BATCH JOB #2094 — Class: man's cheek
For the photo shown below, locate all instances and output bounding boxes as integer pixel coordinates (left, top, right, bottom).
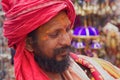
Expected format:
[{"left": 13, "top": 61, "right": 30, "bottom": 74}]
[{"left": 41, "top": 36, "right": 49, "bottom": 40}]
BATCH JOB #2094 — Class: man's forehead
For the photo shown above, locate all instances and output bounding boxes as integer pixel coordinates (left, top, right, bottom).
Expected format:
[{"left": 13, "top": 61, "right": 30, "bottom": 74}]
[{"left": 37, "top": 11, "right": 71, "bottom": 33}]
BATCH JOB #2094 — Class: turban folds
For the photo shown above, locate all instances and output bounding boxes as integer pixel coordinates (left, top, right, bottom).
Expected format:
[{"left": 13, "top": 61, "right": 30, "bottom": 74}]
[{"left": 1, "top": 0, "right": 76, "bottom": 80}]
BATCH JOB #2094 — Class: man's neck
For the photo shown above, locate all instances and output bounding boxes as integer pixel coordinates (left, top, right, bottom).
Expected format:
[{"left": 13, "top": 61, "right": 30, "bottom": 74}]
[{"left": 44, "top": 71, "right": 64, "bottom": 80}]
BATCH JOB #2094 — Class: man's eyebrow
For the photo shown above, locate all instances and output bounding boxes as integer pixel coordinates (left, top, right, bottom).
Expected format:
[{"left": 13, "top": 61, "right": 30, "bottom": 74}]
[
  {"left": 45, "top": 28, "right": 61, "bottom": 34},
  {"left": 45, "top": 23, "right": 71, "bottom": 33},
  {"left": 67, "top": 24, "right": 71, "bottom": 28}
]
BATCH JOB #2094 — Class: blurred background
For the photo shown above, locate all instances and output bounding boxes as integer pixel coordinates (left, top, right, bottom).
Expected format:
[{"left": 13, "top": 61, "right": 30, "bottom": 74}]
[{"left": 0, "top": 0, "right": 120, "bottom": 80}]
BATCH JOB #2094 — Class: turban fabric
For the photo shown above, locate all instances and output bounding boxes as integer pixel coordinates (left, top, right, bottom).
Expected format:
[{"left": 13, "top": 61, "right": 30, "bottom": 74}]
[{"left": 1, "top": 0, "right": 76, "bottom": 80}]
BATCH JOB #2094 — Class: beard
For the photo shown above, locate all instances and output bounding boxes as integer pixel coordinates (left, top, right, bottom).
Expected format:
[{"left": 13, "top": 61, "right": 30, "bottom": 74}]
[{"left": 33, "top": 45, "right": 71, "bottom": 73}]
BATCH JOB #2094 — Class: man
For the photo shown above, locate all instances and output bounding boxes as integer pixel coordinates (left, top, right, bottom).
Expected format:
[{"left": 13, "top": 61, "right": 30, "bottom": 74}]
[{"left": 1, "top": 0, "right": 120, "bottom": 80}]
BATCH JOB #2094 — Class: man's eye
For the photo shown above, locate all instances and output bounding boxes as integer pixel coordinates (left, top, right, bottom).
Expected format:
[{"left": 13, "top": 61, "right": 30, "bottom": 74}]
[
  {"left": 66, "top": 27, "right": 71, "bottom": 32},
  {"left": 49, "top": 32, "right": 59, "bottom": 38}
]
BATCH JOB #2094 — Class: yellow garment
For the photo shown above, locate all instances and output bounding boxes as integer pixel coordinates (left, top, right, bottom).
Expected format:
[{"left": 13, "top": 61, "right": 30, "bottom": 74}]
[
  {"left": 62, "top": 55, "right": 120, "bottom": 80},
  {"left": 93, "top": 58, "right": 120, "bottom": 79}
]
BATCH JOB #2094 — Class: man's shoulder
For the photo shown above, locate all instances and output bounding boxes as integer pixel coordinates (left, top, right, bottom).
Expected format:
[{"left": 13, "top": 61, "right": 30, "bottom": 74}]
[{"left": 70, "top": 52, "right": 120, "bottom": 79}]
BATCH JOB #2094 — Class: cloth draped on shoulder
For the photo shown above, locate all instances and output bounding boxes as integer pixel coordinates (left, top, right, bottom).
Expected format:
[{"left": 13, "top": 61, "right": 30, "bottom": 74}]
[
  {"left": 70, "top": 53, "right": 120, "bottom": 80},
  {"left": 1, "top": 0, "right": 76, "bottom": 80}
]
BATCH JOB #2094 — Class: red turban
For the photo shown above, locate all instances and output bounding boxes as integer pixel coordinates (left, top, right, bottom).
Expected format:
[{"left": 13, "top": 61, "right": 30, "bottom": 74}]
[{"left": 1, "top": 0, "right": 76, "bottom": 80}]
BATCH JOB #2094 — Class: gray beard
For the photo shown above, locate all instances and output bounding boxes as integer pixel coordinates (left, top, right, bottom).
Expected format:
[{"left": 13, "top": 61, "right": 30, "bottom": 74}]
[
  {"left": 34, "top": 53, "right": 70, "bottom": 73},
  {"left": 33, "top": 45, "right": 71, "bottom": 73}
]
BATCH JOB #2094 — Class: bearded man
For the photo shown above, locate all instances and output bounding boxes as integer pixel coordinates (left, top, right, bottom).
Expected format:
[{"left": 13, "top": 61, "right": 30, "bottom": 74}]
[{"left": 1, "top": 0, "right": 120, "bottom": 80}]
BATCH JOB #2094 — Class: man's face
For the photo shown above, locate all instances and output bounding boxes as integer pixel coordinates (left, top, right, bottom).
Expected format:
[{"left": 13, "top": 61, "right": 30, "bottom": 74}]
[{"left": 28, "top": 11, "right": 72, "bottom": 73}]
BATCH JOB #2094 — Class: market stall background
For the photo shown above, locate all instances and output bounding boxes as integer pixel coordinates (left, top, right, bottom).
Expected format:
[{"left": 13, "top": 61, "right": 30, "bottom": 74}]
[{"left": 71, "top": 0, "right": 120, "bottom": 67}]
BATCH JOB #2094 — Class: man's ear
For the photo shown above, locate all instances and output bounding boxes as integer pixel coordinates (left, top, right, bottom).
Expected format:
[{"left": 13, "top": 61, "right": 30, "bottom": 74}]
[{"left": 25, "top": 37, "right": 34, "bottom": 52}]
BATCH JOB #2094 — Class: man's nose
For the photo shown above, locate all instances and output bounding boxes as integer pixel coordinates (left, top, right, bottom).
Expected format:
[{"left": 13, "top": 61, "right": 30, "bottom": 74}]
[{"left": 58, "top": 32, "right": 71, "bottom": 46}]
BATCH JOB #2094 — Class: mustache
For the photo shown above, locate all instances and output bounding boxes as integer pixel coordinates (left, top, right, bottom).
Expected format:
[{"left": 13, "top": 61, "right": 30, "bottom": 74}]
[{"left": 53, "top": 45, "right": 71, "bottom": 56}]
